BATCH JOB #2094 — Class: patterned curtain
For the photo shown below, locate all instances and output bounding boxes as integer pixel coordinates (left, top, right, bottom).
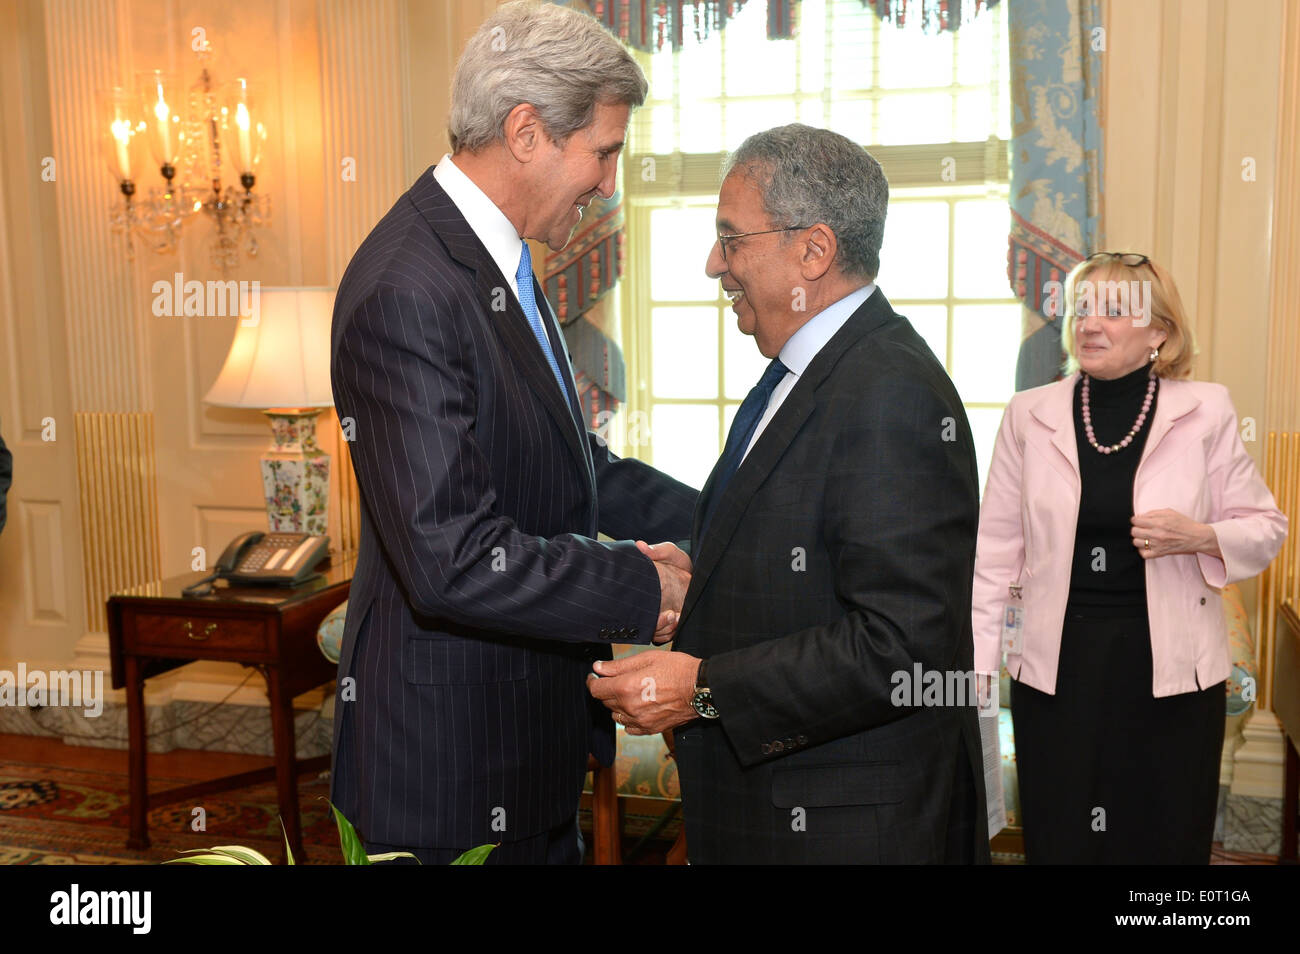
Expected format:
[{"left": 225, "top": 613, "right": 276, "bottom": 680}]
[
  {"left": 1006, "top": 0, "right": 1104, "bottom": 390},
  {"left": 539, "top": 191, "right": 628, "bottom": 428},
  {"left": 586, "top": 0, "right": 996, "bottom": 53},
  {"left": 864, "top": 0, "right": 1001, "bottom": 33}
]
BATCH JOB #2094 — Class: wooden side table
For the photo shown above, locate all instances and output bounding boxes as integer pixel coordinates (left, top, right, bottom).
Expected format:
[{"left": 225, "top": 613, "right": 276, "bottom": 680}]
[{"left": 107, "top": 554, "right": 353, "bottom": 862}]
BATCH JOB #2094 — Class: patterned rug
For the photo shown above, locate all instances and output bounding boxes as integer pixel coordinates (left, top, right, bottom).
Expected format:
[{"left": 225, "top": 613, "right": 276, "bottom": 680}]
[{"left": 0, "top": 758, "right": 344, "bottom": 865}]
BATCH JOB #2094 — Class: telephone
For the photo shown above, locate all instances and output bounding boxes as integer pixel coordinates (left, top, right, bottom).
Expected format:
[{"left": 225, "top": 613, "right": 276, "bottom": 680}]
[{"left": 183, "top": 531, "right": 330, "bottom": 596}]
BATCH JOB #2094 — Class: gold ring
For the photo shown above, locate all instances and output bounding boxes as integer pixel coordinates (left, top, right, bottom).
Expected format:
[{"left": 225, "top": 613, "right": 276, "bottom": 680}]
[{"left": 1144, "top": 538, "right": 1150, "bottom": 549}]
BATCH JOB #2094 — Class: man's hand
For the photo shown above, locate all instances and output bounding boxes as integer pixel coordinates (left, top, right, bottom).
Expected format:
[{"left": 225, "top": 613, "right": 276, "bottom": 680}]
[
  {"left": 586, "top": 650, "right": 701, "bottom": 735},
  {"left": 640, "top": 540, "right": 692, "bottom": 643}
]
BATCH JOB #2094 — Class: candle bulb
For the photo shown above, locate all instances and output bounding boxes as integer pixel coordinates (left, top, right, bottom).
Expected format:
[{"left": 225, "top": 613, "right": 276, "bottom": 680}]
[{"left": 112, "top": 118, "right": 132, "bottom": 181}]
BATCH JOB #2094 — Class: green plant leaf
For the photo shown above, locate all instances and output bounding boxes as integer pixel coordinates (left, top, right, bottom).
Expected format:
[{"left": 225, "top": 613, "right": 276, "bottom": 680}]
[
  {"left": 279, "top": 817, "right": 295, "bottom": 866},
  {"left": 365, "top": 850, "right": 422, "bottom": 864},
  {"left": 204, "top": 846, "right": 273, "bottom": 865},
  {"left": 450, "top": 844, "right": 497, "bottom": 865},
  {"left": 163, "top": 854, "right": 247, "bottom": 865},
  {"left": 328, "top": 799, "right": 369, "bottom": 865}
]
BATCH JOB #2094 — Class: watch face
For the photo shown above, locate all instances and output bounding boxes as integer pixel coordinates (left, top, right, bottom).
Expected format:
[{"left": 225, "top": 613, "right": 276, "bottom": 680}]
[{"left": 691, "top": 687, "right": 719, "bottom": 719}]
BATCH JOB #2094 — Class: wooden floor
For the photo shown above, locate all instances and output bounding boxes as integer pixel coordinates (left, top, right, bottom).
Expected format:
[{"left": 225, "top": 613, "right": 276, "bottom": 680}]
[{"left": 1, "top": 732, "right": 275, "bottom": 783}]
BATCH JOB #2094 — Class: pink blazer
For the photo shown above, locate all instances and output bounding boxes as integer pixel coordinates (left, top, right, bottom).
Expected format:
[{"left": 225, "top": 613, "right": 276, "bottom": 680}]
[{"left": 972, "top": 374, "right": 1287, "bottom": 698}]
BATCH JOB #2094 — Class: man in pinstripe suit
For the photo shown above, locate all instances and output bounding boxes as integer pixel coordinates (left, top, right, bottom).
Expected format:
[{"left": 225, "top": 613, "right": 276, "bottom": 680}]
[
  {"left": 329, "top": 2, "right": 696, "bottom": 864},
  {"left": 590, "top": 125, "right": 990, "bottom": 863}
]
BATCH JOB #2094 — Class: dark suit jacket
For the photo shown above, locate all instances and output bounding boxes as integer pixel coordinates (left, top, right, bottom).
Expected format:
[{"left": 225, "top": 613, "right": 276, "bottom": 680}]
[
  {"left": 329, "top": 167, "right": 696, "bottom": 850},
  {"left": 672, "top": 288, "right": 990, "bottom": 863}
]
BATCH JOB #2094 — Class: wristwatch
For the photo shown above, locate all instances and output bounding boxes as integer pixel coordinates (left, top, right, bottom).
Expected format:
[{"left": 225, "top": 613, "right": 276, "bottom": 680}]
[{"left": 690, "top": 659, "right": 719, "bottom": 720}]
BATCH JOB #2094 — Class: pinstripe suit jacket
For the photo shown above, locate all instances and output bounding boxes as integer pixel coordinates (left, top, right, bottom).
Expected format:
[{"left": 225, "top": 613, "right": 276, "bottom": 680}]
[
  {"left": 329, "top": 167, "right": 697, "bottom": 850},
  {"left": 672, "top": 288, "right": 991, "bottom": 863}
]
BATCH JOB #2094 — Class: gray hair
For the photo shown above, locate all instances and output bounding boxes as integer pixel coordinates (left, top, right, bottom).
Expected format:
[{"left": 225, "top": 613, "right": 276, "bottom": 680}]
[
  {"left": 724, "top": 124, "right": 889, "bottom": 280},
  {"left": 449, "top": 1, "right": 648, "bottom": 153}
]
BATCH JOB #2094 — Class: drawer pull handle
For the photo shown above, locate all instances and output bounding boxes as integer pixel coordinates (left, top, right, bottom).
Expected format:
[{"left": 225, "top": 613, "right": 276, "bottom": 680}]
[{"left": 181, "top": 620, "right": 214, "bottom": 641}]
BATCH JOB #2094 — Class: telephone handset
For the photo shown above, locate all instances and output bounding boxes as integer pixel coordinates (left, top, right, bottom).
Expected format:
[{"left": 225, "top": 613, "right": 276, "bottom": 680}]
[{"left": 184, "top": 531, "right": 330, "bottom": 597}]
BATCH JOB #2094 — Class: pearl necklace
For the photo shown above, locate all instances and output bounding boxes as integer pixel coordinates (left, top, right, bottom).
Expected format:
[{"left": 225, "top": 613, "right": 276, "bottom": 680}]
[{"left": 1081, "top": 371, "right": 1157, "bottom": 454}]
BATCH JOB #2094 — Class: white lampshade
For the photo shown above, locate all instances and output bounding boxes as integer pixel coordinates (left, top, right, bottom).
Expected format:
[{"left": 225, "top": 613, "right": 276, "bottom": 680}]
[{"left": 204, "top": 286, "right": 335, "bottom": 409}]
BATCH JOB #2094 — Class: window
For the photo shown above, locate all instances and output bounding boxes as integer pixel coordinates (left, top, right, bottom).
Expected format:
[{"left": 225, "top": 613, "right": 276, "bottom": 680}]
[{"left": 618, "top": 0, "right": 1015, "bottom": 493}]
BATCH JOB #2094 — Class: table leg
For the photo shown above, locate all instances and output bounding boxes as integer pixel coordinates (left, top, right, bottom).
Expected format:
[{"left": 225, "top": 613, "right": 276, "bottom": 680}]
[
  {"left": 124, "top": 655, "right": 149, "bottom": 850},
  {"left": 266, "top": 668, "right": 305, "bottom": 863}
]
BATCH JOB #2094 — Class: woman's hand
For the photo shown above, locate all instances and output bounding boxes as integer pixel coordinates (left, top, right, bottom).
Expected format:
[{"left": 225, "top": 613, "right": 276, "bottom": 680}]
[{"left": 1131, "top": 509, "right": 1222, "bottom": 559}]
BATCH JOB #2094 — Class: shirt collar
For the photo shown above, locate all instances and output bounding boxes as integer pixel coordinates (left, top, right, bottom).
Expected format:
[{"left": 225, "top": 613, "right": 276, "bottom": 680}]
[
  {"left": 433, "top": 153, "right": 525, "bottom": 286},
  {"left": 778, "top": 282, "right": 876, "bottom": 375}
]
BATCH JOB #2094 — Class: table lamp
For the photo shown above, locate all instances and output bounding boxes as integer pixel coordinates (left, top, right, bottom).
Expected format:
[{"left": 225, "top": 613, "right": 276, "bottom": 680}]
[{"left": 203, "top": 286, "right": 335, "bottom": 535}]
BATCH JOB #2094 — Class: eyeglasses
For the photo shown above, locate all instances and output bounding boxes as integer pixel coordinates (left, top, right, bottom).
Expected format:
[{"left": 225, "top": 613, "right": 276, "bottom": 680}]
[
  {"left": 1085, "top": 251, "right": 1152, "bottom": 269},
  {"left": 716, "top": 225, "right": 808, "bottom": 262}
]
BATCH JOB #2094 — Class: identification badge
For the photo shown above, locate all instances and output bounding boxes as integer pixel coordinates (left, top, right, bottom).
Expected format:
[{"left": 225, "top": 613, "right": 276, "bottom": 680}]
[{"left": 1001, "top": 603, "right": 1024, "bottom": 655}]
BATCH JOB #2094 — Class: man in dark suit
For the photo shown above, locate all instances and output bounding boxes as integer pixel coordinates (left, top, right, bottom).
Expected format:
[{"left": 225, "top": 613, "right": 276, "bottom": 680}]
[
  {"left": 330, "top": 1, "right": 696, "bottom": 865},
  {"left": 589, "top": 124, "right": 990, "bottom": 863}
]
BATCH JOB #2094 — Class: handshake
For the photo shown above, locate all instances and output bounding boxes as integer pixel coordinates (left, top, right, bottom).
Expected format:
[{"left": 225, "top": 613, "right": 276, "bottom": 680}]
[{"left": 641, "top": 539, "right": 692, "bottom": 643}]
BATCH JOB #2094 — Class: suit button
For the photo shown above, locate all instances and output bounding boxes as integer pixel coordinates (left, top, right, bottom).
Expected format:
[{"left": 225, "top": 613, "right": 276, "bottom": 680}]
[
  {"left": 796, "top": 734, "right": 808, "bottom": 746},
  {"left": 627, "top": 628, "right": 638, "bottom": 639},
  {"left": 760, "top": 743, "right": 772, "bottom": 755},
  {"left": 1200, "top": 597, "right": 1206, "bottom": 605},
  {"left": 772, "top": 741, "right": 784, "bottom": 753}
]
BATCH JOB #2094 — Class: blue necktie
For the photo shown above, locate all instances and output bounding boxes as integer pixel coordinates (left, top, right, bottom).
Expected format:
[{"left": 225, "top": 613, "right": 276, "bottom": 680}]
[
  {"left": 515, "top": 242, "right": 570, "bottom": 400},
  {"left": 700, "top": 357, "right": 790, "bottom": 534}
]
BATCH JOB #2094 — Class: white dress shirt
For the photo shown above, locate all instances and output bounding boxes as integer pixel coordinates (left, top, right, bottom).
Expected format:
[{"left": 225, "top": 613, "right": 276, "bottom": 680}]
[
  {"left": 433, "top": 153, "right": 528, "bottom": 304},
  {"left": 740, "top": 282, "right": 877, "bottom": 462},
  {"left": 433, "top": 153, "right": 575, "bottom": 405}
]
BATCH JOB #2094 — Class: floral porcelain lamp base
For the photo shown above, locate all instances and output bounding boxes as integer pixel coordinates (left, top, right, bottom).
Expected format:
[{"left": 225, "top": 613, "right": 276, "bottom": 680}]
[{"left": 260, "top": 408, "right": 330, "bottom": 536}]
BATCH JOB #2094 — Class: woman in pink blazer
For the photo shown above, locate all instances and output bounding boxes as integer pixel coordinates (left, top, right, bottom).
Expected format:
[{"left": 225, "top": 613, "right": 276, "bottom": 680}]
[{"left": 973, "top": 252, "right": 1286, "bottom": 863}]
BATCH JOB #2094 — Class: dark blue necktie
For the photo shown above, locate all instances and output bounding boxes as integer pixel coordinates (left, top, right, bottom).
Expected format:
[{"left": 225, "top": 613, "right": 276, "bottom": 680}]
[{"left": 700, "top": 357, "right": 790, "bottom": 534}]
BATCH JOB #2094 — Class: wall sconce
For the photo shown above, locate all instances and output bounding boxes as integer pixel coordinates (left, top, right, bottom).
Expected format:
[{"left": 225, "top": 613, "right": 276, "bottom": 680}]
[{"left": 104, "top": 40, "right": 270, "bottom": 271}]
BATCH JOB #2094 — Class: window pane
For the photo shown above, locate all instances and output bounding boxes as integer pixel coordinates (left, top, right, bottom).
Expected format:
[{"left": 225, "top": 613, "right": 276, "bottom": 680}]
[
  {"left": 878, "top": 93, "right": 953, "bottom": 145},
  {"left": 650, "top": 207, "right": 718, "bottom": 301},
  {"left": 828, "top": 99, "right": 871, "bottom": 146},
  {"left": 800, "top": 97, "right": 826, "bottom": 127},
  {"left": 646, "top": 104, "right": 674, "bottom": 156},
  {"left": 828, "top": 0, "right": 872, "bottom": 90},
  {"left": 648, "top": 47, "right": 674, "bottom": 101},
  {"left": 724, "top": 314, "right": 770, "bottom": 399},
  {"left": 877, "top": 201, "right": 949, "bottom": 300},
  {"left": 724, "top": 3, "right": 797, "bottom": 96},
  {"left": 799, "top": 0, "right": 827, "bottom": 93},
  {"left": 952, "top": 199, "right": 1011, "bottom": 299},
  {"left": 956, "top": 8, "right": 994, "bottom": 86},
  {"left": 951, "top": 304, "right": 1021, "bottom": 404},
  {"left": 899, "top": 304, "right": 949, "bottom": 367},
  {"left": 879, "top": 24, "right": 954, "bottom": 88},
  {"left": 954, "top": 90, "right": 992, "bottom": 142},
  {"left": 725, "top": 98, "right": 798, "bottom": 152},
  {"left": 680, "top": 102, "right": 723, "bottom": 153},
  {"left": 965, "top": 405, "right": 1006, "bottom": 500},
  {"left": 651, "top": 404, "right": 718, "bottom": 489},
  {"left": 681, "top": 31, "right": 722, "bottom": 99},
  {"left": 652, "top": 307, "right": 718, "bottom": 398}
]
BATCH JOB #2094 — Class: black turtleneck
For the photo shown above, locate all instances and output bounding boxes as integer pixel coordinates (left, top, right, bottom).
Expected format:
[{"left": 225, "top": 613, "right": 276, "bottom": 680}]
[{"left": 1067, "top": 363, "right": 1160, "bottom": 614}]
